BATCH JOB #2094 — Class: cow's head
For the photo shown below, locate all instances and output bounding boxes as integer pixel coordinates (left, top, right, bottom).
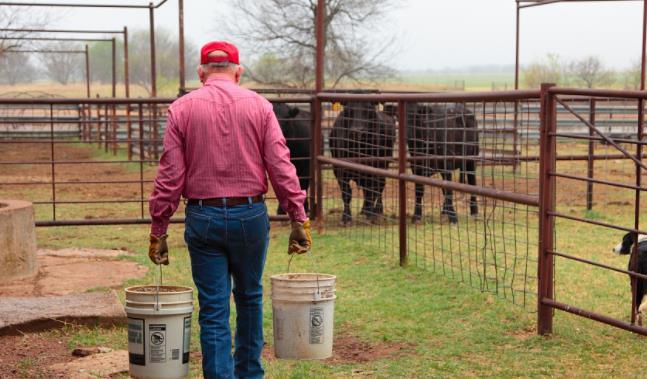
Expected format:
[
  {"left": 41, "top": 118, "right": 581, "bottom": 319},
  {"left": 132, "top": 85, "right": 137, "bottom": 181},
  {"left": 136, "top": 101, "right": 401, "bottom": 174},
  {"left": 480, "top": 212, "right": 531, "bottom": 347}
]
[
  {"left": 272, "top": 103, "right": 300, "bottom": 120},
  {"left": 613, "top": 233, "right": 647, "bottom": 255},
  {"left": 614, "top": 232, "right": 635, "bottom": 255},
  {"left": 340, "top": 101, "right": 380, "bottom": 130}
]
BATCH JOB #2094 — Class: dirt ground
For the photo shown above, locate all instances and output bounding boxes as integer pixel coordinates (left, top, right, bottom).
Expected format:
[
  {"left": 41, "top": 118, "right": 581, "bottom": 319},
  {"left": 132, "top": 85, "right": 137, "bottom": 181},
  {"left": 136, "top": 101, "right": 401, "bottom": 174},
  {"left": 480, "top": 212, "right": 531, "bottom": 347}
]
[
  {"left": 0, "top": 247, "right": 146, "bottom": 378},
  {"left": 0, "top": 332, "right": 411, "bottom": 379},
  {"left": 0, "top": 333, "right": 75, "bottom": 378},
  {"left": 0, "top": 248, "right": 147, "bottom": 297}
]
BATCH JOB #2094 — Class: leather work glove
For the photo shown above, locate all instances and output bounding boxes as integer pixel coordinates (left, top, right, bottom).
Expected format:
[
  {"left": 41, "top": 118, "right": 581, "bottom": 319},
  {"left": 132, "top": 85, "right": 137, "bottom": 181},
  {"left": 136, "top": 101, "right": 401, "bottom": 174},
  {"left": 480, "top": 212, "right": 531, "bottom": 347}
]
[
  {"left": 288, "top": 219, "right": 312, "bottom": 255},
  {"left": 149, "top": 234, "right": 169, "bottom": 265}
]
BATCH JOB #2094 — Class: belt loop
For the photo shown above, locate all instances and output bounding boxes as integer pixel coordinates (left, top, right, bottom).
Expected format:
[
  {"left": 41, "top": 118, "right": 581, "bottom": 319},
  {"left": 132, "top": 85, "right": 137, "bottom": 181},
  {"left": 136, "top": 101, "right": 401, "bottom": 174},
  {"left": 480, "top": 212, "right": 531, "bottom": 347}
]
[
  {"left": 198, "top": 199, "right": 203, "bottom": 208},
  {"left": 223, "top": 198, "right": 227, "bottom": 208},
  {"left": 247, "top": 196, "right": 253, "bottom": 208}
]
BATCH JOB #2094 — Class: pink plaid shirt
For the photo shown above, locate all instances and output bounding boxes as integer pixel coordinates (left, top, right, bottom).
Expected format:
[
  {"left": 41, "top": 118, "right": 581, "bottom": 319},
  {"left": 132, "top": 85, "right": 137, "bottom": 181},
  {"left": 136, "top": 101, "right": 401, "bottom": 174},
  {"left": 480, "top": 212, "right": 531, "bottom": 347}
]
[{"left": 149, "top": 76, "right": 307, "bottom": 236}]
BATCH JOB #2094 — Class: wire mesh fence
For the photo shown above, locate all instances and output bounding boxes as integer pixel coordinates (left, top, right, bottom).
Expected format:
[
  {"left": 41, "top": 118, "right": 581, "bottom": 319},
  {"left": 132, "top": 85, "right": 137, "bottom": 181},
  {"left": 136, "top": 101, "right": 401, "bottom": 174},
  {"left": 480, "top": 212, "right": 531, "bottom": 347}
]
[{"left": 317, "top": 91, "right": 542, "bottom": 310}]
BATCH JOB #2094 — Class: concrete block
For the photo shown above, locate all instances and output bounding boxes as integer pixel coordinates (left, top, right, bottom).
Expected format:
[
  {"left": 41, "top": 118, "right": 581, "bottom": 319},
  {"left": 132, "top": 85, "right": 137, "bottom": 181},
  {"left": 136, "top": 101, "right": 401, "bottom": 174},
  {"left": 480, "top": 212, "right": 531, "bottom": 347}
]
[{"left": 0, "top": 200, "right": 37, "bottom": 284}]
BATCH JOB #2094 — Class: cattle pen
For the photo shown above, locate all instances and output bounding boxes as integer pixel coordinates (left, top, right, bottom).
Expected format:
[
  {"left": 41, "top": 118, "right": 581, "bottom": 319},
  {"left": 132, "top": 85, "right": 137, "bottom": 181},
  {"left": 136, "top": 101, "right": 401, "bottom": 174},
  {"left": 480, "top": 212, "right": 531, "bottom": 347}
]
[
  {"left": 1, "top": 85, "right": 645, "bottom": 339},
  {"left": 0, "top": 0, "right": 646, "bottom": 357}
]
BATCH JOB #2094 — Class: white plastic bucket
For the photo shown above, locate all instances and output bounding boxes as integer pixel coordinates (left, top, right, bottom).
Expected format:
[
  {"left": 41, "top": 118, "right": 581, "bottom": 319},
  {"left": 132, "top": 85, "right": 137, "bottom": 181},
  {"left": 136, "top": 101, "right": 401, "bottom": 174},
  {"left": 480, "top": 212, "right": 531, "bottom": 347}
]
[
  {"left": 124, "top": 285, "right": 193, "bottom": 379},
  {"left": 270, "top": 273, "right": 336, "bottom": 359}
]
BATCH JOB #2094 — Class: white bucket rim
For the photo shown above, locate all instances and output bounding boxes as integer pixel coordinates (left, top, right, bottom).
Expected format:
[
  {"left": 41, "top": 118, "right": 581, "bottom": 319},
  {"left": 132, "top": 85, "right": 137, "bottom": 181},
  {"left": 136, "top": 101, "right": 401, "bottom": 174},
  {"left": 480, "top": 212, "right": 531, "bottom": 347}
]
[
  {"left": 270, "top": 273, "right": 336, "bottom": 282},
  {"left": 125, "top": 285, "right": 193, "bottom": 295}
]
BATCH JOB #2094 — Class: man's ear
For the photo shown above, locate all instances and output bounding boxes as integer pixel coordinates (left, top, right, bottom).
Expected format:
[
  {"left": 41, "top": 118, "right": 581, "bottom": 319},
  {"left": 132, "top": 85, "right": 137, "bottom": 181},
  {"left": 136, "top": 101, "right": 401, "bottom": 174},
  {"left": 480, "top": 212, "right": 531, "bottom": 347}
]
[
  {"left": 197, "top": 65, "right": 205, "bottom": 83},
  {"left": 235, "top": 65, "right": 245, "bottom": 84}
]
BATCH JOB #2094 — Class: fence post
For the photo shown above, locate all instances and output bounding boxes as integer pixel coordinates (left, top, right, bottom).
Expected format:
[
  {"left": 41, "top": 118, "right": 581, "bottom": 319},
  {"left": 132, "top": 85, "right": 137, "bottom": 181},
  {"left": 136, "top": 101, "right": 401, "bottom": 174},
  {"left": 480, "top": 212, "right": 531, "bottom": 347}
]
[
  {"left": 104, "top": 104, "right": 109, "bottom": 153},
  {"left": 398, "top": 101, "right": 408, "bottom": 266},
  {"left": 111, "top": 104, "right": 117, "bottom": 155},
  {"left": 586, "top": 99, "right": 596, "bottom": 211},
  {"left": 538, "top": 83, "right": 556, "bottom": 335},
  {"left": 314, "top": 97, "right": 323, "bottom": 222},
  {"left": 631, "top": 96, "right": 645, "bottom": 324},
  {"left": 308, "top": 98, "right": 317, "bottom": 221}
]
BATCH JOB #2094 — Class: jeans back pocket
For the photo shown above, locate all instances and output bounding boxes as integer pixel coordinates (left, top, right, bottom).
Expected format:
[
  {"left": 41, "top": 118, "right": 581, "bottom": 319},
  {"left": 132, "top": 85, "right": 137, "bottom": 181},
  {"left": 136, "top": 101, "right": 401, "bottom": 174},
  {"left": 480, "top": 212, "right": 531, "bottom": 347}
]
[
  {"left": 184, "top": 210, "right": 211, "bottom": 245},
  {"left": 240, "top": 210, "right": 269, "bottom": 246}
]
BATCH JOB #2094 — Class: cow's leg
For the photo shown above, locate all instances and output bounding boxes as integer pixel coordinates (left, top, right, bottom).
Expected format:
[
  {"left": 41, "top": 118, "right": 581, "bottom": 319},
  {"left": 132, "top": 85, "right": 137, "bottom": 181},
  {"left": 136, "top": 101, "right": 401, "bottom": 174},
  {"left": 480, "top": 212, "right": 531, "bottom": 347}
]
[
  {"left": 359, "top": 174, "right": 374, "bottom": 217},
  {"left": 364, "top": 177, "right": 378, "bottom": 221},
  {"left": 339, "top": 178, "right": 353, "bottom": 226},
  {"left": 412, "top": 183, "right": 424, "bottom": 224},
  {"left": 374, "top": 177, "right": 386, "bottom": 215},
  {"left": 466, "top": 160, "right": 478, "bottom": 216},
  {"left": 441, "top": 172, "right": 458, "bottom": 224}
]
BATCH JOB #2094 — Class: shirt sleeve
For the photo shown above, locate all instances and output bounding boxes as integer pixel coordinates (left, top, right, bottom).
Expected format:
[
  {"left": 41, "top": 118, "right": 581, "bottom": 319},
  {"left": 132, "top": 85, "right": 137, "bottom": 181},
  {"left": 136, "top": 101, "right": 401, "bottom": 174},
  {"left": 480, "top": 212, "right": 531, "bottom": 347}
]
[
  {"left": 149, "top": 107, "right": 186, "bottom": 236},
  {"left": 262, "top": 103, "right": 307, "bottom": 222}
]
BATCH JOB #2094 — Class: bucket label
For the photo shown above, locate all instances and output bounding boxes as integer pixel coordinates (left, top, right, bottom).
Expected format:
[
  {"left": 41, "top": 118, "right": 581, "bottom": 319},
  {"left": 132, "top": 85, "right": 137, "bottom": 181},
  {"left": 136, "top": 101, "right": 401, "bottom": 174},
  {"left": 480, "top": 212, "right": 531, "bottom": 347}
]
[
  {"left": 127, "top": 318, "right": 145, "bottom": 366},
  {"left": 149, "top": 324, "right": 167, "bottom": 363},
  {"left": 182, "top": 316, "right": 191, "bottom": 364},
  {"left": 309, "top": 307, "right": 324, "bottom": 344},
  {"left": 274, "top": 315, "right": 284, "bottom": 341}
]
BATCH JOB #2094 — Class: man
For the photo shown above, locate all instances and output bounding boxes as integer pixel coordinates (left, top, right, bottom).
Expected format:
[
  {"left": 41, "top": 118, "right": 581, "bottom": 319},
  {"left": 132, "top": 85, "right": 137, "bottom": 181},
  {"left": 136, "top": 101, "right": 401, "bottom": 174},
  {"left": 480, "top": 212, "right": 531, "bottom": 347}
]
[{"left": 148, "top": 41, "right": 312, "bottom": 379}]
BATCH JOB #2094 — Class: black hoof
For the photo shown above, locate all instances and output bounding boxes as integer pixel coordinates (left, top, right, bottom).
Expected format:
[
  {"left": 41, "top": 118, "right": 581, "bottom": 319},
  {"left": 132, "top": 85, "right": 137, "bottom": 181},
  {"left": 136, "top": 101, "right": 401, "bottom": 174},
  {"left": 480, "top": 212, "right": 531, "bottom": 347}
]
[
  {"left": 411, "top": 215, "right": 422, "bottom": 225},
  {"left": 441, "top": 211, "right": 458, "bottom": 224}
]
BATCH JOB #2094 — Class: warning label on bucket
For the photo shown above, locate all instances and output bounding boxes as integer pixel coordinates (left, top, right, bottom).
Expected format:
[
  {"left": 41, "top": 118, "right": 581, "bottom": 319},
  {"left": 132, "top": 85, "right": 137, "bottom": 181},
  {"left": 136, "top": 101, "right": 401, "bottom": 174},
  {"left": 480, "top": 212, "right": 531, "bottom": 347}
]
[
  {"left": 128, "top": 318, "right": 145, "bottom": 366},
  {"left": 309, "top": 307, "right": 324, "bottom": 344},
  {"left": 149, "top": 324, "right": 167, "bottom": 363}
]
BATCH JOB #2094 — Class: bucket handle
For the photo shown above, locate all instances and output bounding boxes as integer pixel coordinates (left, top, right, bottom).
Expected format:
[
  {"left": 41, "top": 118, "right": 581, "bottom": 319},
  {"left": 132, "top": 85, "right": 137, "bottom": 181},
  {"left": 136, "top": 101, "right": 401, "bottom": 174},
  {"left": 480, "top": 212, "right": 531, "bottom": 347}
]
[
  {"left": 287, "top": 248, "right": 321, "bottom": 301},
  {"left": 155, "top": 265, "right": 163, "bottom": 311}
]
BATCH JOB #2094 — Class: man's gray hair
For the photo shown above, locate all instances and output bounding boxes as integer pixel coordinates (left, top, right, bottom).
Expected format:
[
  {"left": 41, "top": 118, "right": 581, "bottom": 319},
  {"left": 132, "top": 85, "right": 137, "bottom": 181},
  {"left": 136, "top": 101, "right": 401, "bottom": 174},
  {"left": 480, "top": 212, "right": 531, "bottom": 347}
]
[{"left": 201, "top": 61, "right": 238, "bottom": 72}]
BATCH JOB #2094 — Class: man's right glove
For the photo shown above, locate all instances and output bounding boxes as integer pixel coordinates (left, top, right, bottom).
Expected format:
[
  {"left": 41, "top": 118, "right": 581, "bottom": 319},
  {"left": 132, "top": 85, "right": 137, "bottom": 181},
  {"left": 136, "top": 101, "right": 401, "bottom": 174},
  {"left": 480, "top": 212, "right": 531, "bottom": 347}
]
[
  {"left": 149, "top": 234, "right": 169, "bottom": 265},
  {"left": 288, "top": 219, "right": 312, "bottom": 255}
]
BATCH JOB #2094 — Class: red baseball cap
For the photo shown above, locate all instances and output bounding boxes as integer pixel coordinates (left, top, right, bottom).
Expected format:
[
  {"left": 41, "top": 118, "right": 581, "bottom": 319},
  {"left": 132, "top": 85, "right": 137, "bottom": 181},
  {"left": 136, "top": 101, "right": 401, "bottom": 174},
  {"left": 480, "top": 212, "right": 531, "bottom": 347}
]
[{"left": 200, "top": 41, "right": 239, "bottom": 65}]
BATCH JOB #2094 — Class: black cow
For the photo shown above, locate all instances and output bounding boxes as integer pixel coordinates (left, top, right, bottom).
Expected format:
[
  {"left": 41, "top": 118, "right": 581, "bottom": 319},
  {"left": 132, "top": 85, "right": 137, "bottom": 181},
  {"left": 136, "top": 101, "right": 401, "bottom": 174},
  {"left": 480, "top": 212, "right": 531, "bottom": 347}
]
[
  {"left": 405, "top": 103, "right": 479, "bottom": 223},
  {"left": 613, "top": 233, "right": 647, "bottom": 325},
  {"left": 273, "top": 103, "right": 311, "bottom": 215},
  {"left": 329, "top": 102, "right": 396, "bottom": 225}
]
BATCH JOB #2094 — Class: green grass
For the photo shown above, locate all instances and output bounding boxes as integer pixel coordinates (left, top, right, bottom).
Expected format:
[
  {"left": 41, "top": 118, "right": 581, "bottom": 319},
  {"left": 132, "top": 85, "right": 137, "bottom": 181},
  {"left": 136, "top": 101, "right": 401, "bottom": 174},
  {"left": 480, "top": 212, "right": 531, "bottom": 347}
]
[
  {"left": 395, "top": 73, "right": 516, "bottom": 92},
  {"left": 28, "top": 216, "right": 647, "bottom": 378}
]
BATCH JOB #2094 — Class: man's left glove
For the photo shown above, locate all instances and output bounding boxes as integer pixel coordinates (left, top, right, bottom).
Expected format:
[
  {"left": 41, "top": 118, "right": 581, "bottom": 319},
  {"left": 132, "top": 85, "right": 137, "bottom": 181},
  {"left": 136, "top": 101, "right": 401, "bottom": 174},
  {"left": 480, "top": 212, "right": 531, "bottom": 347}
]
[
  {"left": 288, "top": 219, "right": 312, "bottom": 255},
  {"left": 149, "top": 234, "right": 169, "bottom": 265}
]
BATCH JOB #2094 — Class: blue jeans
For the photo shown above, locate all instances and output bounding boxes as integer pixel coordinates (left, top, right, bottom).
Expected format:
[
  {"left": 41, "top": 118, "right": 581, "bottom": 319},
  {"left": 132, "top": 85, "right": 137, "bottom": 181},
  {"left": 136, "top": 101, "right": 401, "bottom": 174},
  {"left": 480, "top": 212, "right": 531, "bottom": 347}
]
[{"left": 184, "top": 200, "right": 269, "bottom": 379}]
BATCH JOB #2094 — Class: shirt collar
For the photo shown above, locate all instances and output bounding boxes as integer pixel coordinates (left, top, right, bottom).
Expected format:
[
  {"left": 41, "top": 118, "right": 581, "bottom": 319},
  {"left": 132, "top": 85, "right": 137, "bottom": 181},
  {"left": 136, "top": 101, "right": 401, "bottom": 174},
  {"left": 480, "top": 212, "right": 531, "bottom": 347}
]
[{"left": 205, "top": 76, "right": 235, "bottom": 86}]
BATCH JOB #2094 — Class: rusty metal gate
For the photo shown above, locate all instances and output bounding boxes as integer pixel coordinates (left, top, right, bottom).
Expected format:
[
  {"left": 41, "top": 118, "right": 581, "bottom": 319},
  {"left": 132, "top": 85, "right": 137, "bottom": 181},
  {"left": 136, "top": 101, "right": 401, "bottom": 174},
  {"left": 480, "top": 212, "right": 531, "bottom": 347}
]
[
  {"left": 538, "top": 86, "right": 647, "bottom": 336},
  {"left": 0, "top": 96, "right": 314, "bottom": 226}
]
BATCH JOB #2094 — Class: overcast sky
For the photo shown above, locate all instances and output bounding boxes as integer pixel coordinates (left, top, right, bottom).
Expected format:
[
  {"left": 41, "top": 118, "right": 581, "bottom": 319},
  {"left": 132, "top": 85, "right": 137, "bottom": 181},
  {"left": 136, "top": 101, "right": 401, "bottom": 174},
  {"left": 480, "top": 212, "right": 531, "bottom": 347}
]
[{"left": 27, "top": 0, "right": 646, "bottom": 71}]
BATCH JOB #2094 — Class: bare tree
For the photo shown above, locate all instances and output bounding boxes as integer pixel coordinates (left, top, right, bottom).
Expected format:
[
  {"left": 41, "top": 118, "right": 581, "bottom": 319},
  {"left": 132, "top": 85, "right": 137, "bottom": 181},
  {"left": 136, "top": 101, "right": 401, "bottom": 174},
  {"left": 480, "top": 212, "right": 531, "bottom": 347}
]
[
  {"left": 570, "top": 56, "right": 615, "bottom": 89},
  {"left": 624, "top": 60, "right": 642, "bottom": 90},
  {"left": 88, "top": 39, "right": 122, "bottom": 84},
  {"left": 522, "top": 53, "right": 566, "bottom": 89},
  {"left": 127, "top": 28, "right": 198, "bottom": 95},
  {"left": 0, "top": 7, "right": 49, "bottom": 56},
  {"left": 0, "top": 53, "right": 36, "bottom": 85},
  {"left": 223, "top": 0, "right": 398, "bottom": 88},
  {"left": 41, "top": 42, "right": 83, "bottom": 85}
]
